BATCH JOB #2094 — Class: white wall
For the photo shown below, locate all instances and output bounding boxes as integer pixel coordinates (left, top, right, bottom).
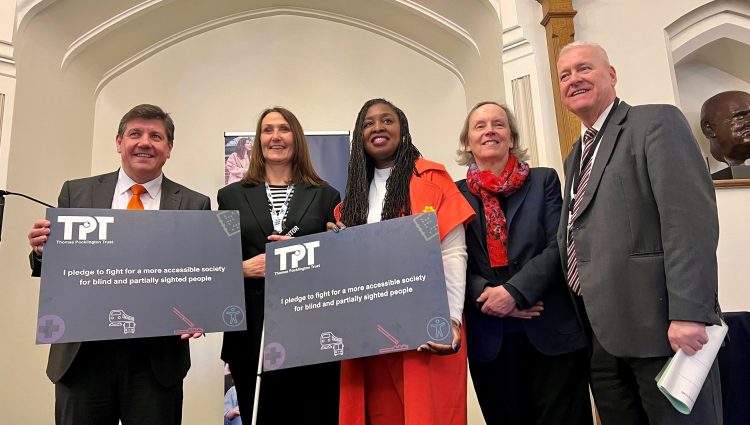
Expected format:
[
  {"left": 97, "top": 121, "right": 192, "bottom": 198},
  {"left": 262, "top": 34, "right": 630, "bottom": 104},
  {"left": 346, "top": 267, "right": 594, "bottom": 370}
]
[
  {"left": 0, "top": 0, "right": 15, "bottom": 189},
  {"left": 571, "top": 0, "right": 710, "bottom": 105},
  {"left": 501, "top": 0, "right": 563, "bottom": 175},
  {"left": 714, "top": 187, "right": 750, "bottom": 312},
  {"left": 0, "top": 0, "right": 12, "bottom": 43},
  {"left": 93, "top": 15, "right": 468, "bottom": 199},
  {"left": 0, "top": 75, "right": 14, "bottom": 189}
]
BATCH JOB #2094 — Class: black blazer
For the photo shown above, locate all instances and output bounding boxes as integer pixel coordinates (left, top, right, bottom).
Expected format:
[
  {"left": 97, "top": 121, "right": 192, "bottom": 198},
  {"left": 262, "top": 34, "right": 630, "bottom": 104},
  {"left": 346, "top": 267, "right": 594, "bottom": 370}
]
[
  {"left": 217, "top": 181, "right": 340, "bottom": 365},
  {"left": 31, "top": 171, "right": 211, "bottom": 385},
  {"left": 457, "top": 168, "right": 587, "bottom": 362}
]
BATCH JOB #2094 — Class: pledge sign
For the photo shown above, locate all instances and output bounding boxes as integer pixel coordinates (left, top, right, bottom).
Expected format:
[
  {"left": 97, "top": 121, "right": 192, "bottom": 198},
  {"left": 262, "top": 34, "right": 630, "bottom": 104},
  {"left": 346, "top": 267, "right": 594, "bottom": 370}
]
[
  {"left": 36, "top": 208, "right": 247, "bottom": 344},
  {"left": 263, "top": 212, "right": 452, "bottom": 370}
]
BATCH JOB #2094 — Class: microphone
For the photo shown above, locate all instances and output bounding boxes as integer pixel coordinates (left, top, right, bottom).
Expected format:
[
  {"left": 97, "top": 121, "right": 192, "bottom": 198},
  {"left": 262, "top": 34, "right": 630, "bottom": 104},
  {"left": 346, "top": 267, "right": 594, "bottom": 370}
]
[{"left": 0, "top": 190, "right": 55, "bottom": 243}]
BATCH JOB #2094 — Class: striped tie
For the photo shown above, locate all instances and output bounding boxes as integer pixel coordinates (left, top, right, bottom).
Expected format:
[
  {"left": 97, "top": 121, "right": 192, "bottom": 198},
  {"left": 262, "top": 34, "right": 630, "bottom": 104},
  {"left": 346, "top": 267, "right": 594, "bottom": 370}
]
[{"left": 566, "top": 128, "right": 598, "bottom": 295}]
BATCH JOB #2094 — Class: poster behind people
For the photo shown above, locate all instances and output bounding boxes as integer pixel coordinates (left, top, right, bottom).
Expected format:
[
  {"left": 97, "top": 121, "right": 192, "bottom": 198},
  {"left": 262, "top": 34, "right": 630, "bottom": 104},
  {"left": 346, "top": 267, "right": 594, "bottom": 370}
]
[
  {"left": 263, "top": 212, "right": 452, "bottom": 370},
  {"left": 223, "top": 131, "right": 350, "bottom": 195},
  {"left": 36, "top": 209, "right": 247, "bottom": 344}
]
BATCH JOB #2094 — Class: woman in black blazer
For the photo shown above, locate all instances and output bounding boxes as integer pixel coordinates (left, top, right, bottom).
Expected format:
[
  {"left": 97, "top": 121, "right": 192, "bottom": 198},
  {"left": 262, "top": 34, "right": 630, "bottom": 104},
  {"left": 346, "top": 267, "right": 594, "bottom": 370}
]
[
  {"left": 455, "top": 102, "right": 591, "bottom": 425},
  {"left": 218, "top": 107, "right": 340, "bottom": 424}
]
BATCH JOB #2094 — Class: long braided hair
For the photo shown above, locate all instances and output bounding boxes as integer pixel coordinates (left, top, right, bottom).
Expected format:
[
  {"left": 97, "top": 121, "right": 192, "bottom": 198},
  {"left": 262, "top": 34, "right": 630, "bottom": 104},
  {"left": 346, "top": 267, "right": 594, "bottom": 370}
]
[{"left": 340, "top": 98, "right": 421, "bottom": 226}]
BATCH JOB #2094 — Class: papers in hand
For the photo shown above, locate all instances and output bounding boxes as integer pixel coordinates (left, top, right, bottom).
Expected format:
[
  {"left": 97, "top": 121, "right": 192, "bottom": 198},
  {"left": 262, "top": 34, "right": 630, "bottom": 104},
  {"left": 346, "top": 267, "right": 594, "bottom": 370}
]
[{"left": 655, "top": 320, "right": 728, "bottom": 414}]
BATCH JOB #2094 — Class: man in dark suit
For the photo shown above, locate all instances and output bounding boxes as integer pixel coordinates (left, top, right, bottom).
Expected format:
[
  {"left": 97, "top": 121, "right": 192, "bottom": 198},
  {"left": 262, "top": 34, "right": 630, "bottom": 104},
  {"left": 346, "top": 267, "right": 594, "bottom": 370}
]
[
  {"left": 556, "top": 42, "right": 722, "bottom": 424},
  {"left": 27, "top": 104, "right": 211, "bottom": 425}
]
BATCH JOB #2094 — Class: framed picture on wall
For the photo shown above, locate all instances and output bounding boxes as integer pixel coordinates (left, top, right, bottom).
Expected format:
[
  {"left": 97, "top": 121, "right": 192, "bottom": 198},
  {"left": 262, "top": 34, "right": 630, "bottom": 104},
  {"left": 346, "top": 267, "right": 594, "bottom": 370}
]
[{"left": 223, "top": 131, "right": 350, "bottom": 195}]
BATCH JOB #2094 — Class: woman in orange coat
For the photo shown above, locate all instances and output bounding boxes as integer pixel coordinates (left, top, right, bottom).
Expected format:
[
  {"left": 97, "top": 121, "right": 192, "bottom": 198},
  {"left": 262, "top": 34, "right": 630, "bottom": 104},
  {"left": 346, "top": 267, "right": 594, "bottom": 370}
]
[{"left": 331, "top": 98, "right": 475, "bottom": 425}]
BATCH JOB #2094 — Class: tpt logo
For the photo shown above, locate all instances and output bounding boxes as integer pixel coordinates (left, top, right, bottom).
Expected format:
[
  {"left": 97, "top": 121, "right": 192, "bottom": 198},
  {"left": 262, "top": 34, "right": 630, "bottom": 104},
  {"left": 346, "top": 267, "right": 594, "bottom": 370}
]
[
  {"left": 57, "top": 216, "right": 115, "bottom": 240},
  {"left": 274, "top": 241, "right": 320, "bottom": 271}
]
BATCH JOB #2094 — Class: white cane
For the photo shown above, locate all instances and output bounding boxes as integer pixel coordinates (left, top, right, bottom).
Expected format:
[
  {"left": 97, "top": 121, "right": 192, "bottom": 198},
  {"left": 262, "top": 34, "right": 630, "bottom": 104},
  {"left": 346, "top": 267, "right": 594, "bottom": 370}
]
[
  {"left": 251, "top": 325, "right": 264, "bottom": 425},
  {"left": 251, "top": 228, "right": 296, "bottom": 424}
]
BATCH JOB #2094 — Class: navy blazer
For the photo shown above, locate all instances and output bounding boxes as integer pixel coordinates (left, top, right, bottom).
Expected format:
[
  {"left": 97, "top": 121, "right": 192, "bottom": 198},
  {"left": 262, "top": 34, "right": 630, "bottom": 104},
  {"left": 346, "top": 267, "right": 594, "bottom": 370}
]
[{"left": 458, "top": 168, "right": 587, "bottom": 362}]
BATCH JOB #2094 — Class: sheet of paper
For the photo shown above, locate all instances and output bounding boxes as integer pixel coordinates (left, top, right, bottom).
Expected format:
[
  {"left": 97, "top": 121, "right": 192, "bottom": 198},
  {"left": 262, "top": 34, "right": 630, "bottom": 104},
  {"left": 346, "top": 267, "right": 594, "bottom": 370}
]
[{"left": 656, "top": 320, "right": 728, "bottom": 414}]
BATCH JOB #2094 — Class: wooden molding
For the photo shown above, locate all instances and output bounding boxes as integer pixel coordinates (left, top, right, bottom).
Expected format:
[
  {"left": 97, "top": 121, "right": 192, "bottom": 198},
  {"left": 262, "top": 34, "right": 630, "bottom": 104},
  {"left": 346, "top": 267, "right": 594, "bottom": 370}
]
[
  {"left": 537, "top": 0, "right": 580, "bottom": 159},
  {"left": 714, "top": 178, "right": 750, "bottom": 189}
]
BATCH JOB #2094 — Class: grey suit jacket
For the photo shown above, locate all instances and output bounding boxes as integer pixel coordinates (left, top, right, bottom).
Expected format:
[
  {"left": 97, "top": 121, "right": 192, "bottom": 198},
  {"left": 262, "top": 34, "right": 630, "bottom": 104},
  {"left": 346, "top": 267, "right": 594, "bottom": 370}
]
[
  {"left": 557, "top": 102, "right": 721, "bottom": 358},
  {"left": 31, "top": 170, "right": 211, "bottom": 384}
]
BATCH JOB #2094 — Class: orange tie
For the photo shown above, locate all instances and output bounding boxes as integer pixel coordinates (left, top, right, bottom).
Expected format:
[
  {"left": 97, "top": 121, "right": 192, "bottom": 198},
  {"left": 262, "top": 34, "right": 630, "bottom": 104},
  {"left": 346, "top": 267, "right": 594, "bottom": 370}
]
[{"left": 127, "top": 184, "right": 146, "bottom": 210}]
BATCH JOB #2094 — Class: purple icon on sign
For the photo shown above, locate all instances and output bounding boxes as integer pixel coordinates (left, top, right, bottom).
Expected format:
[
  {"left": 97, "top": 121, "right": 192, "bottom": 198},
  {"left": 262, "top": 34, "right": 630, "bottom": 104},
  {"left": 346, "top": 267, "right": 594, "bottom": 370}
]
[
  {"left": 264, "top": 342, "right": 286, "bottom": 370},
  {"left": 222, "top": 305, "right": 244, "bottom": 327},
  {"left": 37, "top": 315, "right": 65, "bottom": 343}
]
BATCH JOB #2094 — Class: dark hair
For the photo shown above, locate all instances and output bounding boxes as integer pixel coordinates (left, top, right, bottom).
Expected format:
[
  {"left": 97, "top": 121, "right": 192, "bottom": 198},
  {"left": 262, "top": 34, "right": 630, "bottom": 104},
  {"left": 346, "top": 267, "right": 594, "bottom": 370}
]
[
  {"left": 118, "top": 104, "right": 175, "bottom": 143},
  {"left": 340, "top": 98, "right": 421, "bottom": 226},
  {"left": 233, "top": 137, "right": 251, "bottom": 159},
  {"left": 243, "top": 107, "right": 325, "bottom": 187}
]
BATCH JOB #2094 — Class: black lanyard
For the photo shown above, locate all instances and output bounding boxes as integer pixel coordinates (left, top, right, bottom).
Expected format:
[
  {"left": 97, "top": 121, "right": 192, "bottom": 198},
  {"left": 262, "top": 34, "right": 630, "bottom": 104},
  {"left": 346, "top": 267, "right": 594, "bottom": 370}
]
[{"left": 572, "top": 98, "right": 620, "bottom": 196}]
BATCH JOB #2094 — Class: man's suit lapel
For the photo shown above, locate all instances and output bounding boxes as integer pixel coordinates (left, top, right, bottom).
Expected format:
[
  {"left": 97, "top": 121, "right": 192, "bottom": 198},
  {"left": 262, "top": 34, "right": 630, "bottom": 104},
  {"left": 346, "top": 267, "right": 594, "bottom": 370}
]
[
  {"left": 575, "top": 101, "right": 630, "bottom": 218},
  {"left": 562, "top": 142, "right": 581, "bottom": 215},
  {"left": 284, "top": 184, "right": 317, "bottom": 232},
  {"left": 159, "top": 176, "right": 183, "bottom": 210},
  {"left": 243, "top": 183, "right": 274, "bottom": 236},
  {"left": 92, "top": 172, "right": 118, "bottom": 208},
  {"left": 558, "top": 139, "right": 581, "bottom": 269}
]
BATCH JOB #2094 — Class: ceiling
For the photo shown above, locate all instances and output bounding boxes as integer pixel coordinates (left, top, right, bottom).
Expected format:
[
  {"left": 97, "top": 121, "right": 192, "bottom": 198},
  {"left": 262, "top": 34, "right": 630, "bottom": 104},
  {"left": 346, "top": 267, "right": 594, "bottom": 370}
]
[{"left": 14, "top": 0, "right": 505, "bottom": 102}]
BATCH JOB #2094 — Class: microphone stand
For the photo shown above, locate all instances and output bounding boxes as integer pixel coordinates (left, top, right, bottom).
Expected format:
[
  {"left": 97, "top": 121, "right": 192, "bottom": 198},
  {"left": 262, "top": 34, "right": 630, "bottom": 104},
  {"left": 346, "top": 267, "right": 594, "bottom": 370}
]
[{"left": 0, "top": 190, "right": 55, "bottom": 243}]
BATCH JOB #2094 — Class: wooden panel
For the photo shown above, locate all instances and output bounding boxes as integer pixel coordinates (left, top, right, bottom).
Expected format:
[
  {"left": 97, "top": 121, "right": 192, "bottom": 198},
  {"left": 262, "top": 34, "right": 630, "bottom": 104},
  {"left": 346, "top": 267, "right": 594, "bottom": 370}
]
[
  {"left": 714, "top": 178, "right": 750, "bottom": 188},
  {"left": 538, "top": 0, "right": 581, "bottom": 160}
]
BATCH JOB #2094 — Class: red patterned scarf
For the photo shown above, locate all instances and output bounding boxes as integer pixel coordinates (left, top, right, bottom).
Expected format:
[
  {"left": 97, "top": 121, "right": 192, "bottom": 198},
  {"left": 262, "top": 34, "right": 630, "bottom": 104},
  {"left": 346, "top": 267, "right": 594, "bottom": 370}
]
[{"left": 466, "top": 155, "right": 529, "bottom": 267}]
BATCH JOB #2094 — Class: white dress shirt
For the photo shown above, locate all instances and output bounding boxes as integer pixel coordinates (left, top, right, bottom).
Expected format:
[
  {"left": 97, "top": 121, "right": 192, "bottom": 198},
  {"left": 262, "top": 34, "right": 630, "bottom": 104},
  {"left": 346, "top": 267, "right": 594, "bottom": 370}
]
[{"left": 112, "top": 168, "right": 163, "bottom": 210}]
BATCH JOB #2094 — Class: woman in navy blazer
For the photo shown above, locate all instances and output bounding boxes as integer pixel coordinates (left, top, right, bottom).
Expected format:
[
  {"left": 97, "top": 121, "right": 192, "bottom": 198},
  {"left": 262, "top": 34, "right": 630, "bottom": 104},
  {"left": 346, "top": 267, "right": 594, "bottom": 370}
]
[{"left": 455, "top": 102, "right": 590, "bottom": 425}]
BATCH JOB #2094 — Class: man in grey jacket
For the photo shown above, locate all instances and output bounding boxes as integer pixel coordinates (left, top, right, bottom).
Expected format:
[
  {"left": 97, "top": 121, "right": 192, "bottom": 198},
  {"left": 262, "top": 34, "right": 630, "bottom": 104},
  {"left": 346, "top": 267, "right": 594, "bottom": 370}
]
[
  {"left": 27, "top": 104, "right": 210, "bottom": 425},
  {"left": 556, "top": 42, "right": 722, "bottom": 425}
]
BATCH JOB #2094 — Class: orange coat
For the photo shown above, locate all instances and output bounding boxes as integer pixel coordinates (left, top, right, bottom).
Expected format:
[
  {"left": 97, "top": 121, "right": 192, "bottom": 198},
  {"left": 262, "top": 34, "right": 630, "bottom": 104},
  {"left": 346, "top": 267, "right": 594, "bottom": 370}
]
[{"left": 335, "top": 158, "right": 475, "bottom": 425}]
